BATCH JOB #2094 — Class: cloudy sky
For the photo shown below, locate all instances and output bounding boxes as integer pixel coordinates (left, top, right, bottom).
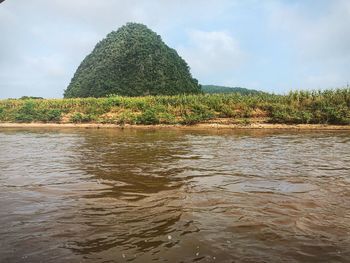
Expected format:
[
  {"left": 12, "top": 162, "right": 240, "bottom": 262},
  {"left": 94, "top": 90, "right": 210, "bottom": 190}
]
[{"left": 1, "top": 0, "right": 349, "bottom": 98}]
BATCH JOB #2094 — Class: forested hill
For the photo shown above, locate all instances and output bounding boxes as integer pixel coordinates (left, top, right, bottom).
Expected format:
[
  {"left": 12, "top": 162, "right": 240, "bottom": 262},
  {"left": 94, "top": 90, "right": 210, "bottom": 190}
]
[
  {"left": 64, "top": 23, "right": 201, "bottom": 98},
  {"left": 202, "top": 85, "right": 263, "bottom": 95}
]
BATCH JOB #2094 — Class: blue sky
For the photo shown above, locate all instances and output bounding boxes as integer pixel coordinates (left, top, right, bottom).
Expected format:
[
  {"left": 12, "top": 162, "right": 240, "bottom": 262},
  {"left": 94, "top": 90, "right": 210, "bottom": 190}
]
[{"left": 0, "top": 0, "right": 349, "bottom": 98}]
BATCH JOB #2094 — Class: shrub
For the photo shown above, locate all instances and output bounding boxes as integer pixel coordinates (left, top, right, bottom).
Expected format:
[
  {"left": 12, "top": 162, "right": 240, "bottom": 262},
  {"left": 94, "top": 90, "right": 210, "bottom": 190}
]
[
  {"left": 219, "top": 105, "right": 236, "bottom": 118},
  {"left": 190, "top": 103, "right": 215, "bottom": 119},
  {"left": 70, "top": 113, "right": 95, "bottom": 123},
  {"left": 15, "top": 101, "right": 38, "bottom": 123},
  {"left": 40, "top": 109, "right": 62, "bottom": 123},
  {"left": 136, "top": 108, "right": 160, "bottom": 125},
  {"left": 117, "top": 110, "right": 137, "bottom": 125},
  {"left": 181, "top": 114, "right": 205, "bottom": 125},
  {"left": 0, "top": 106, "right": 4, "bottom": 120},
  {"left": 158, "top": 112, "right": 176, "bottom": 124},
  {"left": 324, "top": 106, "right": 350, "bottom": 125}
]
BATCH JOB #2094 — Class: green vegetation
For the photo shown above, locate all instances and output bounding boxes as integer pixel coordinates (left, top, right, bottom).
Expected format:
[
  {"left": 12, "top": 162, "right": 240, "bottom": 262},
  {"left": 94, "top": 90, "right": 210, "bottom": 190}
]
[
  {"left": 1, "top": 88, "right": 349, "bottom": 125},
  {"left": 202, "top": 85, "right": 262, "bottom": 95},
  {"left": 64, "top": 23, "right": 201, "bottom": 98},
  {"left": 19, "top": 96, "right": 44, "bottom": 100}
]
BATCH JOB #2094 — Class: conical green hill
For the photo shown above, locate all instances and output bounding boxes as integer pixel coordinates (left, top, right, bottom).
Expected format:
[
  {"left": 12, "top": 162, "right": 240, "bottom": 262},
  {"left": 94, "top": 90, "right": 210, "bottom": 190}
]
[{"left": 64, "top": 23, "right": 201, "bottom": 98}]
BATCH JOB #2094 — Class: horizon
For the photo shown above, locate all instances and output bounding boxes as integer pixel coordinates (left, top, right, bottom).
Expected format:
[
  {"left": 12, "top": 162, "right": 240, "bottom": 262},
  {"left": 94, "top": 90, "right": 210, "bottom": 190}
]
[{"left": 1, "top": 0, "right": 350, "bottom": 99}]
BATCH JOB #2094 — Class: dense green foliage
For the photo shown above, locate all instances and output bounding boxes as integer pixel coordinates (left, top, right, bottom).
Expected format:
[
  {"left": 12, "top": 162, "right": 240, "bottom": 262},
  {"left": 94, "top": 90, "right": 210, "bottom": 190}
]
[
  {"left": 19, "top": 96, "right": 44, "bottom": 100},
  {"left": 64, "top": 23, "right": 201, "bottom": 98},
  {"left": 1, "top": 88, "right": 349, "bottom": 125},
  {"left": 202, "top": 85, "right": 262, "bottom": 95}
]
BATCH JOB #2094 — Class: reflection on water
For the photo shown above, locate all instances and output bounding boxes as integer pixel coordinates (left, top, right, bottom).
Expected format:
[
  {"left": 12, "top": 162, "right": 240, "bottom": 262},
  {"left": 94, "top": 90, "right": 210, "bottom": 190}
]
[{"left": 0, "top": 128, "right": 349, "bottom": 263}]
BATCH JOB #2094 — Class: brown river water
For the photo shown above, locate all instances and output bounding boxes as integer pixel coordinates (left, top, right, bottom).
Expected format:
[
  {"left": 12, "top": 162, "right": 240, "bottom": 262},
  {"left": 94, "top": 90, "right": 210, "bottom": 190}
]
[{"left": 0, "top": 128, "right": 349, "bottom": 263}]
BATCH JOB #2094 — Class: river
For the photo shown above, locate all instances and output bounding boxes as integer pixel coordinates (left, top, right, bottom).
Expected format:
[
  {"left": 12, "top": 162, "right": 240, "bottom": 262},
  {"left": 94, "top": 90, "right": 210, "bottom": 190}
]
[{"left": 0, "top": 128, "right": 349, "bottom": 262}]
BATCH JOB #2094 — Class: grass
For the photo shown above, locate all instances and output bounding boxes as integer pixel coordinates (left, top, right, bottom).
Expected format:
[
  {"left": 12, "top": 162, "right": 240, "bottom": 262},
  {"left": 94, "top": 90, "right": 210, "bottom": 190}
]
[{"left": 0, "top": 88, "right": 349, "bottom": 125}]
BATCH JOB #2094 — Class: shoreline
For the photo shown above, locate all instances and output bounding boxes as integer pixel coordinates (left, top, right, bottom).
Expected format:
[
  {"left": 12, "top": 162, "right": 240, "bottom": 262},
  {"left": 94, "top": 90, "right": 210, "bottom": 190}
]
[{"left": 1, "top": 122, "right": 350, "bottom": 130}]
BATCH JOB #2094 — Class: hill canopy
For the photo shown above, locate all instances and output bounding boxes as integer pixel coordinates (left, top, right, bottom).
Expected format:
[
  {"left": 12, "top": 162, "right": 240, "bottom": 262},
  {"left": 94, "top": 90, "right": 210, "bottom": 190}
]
[
  {"left": 202, "top": 85, "right": 262, "bottom": 95},
  {"left": 64, "top": 23, "right": 201, "bottom": 98}
]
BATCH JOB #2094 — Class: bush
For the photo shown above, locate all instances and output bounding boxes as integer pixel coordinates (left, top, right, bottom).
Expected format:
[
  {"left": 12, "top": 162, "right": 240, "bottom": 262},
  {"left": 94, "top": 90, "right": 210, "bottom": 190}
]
[
  {"left": 0, "top": 106, "right": 4, "bottom": 120},
  {"left": 39, "top": 109, "right": 62, "bottom": 123},
  {"left": 181, "top": 114, "right": 205, "bottom": 125},
  {"left": 190, "top": 103, "right": 215, "bottom": 119},
  {"left": 219, "top": 105, "right": 236, "bottom": 118},
  {"left": 158, "top": 112, "right": 176, "bottom": 124},
  {"left": 70, "top": 113, "right": 95, "bottom": 123},
  {"left": 323, "top": 106, "right": 350, "bottom": 125},
  {"left": 15, "top": 101, "right": 37, "bottom": 123},
  {"left": 117, "top": 110, "right": 137, "bottom": 125},
  {"left": 136, "top": 108, "right": 160, "bottom": 125}
]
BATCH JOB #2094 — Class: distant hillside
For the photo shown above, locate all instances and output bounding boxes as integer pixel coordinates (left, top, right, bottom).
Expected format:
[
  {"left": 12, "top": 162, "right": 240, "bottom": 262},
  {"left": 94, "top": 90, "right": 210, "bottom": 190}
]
[{"left": 202, "top": 85, "right": 262, "bottom": 95}]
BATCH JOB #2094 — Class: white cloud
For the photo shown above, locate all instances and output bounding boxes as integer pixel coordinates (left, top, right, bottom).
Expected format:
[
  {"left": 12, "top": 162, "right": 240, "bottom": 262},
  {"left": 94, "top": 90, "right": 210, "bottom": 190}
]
[
  {"left": 264, "top": 0, "right": 350, "bottom": 90},
  {"left": 268, "top": 0, "right": 350, "bottom": 62},
  {"left": 178, "top": 30, "right": 246, "bottom": 83}
]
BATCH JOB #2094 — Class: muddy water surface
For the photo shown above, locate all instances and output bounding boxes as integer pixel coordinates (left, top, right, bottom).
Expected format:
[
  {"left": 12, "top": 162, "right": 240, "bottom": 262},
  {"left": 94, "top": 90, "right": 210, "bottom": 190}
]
[{"left": 0, "top": 128, "right": 349, "bottom": 262}]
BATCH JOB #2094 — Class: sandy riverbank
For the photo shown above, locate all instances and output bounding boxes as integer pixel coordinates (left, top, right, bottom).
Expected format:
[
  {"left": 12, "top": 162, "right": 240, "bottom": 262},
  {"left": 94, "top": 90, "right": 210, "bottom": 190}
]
[{"left": 1, "top": 122, "right": 350, "bottom": 130}]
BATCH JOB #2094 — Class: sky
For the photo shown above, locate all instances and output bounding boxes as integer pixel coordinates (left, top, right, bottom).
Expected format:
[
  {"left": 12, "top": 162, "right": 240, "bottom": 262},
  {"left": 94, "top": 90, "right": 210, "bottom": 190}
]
[{"left": 0, "top": 0, "right": 350, "bottom": 98}]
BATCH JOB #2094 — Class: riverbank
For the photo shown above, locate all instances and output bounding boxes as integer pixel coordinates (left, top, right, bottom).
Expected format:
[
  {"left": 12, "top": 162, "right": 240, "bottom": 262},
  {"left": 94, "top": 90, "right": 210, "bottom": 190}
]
[
  {"left": 1, "top": 122, "right": 349, "bottom": 130},
  {"left": 1, "top": 89, "right": 349, "bottom": 126}
]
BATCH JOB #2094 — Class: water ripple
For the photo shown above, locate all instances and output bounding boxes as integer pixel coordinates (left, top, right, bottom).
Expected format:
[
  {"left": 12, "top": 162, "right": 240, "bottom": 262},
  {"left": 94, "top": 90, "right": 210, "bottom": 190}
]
[{"left": 0, "top": 129, "right": 349, "bottom": 262}]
